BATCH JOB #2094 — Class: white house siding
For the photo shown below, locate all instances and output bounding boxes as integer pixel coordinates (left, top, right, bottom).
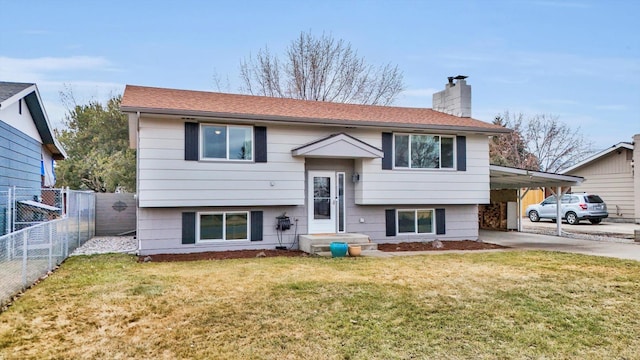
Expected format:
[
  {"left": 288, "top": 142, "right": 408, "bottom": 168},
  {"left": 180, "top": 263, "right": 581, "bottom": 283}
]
[
  {"left": 0, "top": 100, "right": 42, "bottom": 142},
  {"left": 355, "top": 134, "right": 490, "bottom": 205},
  {"left": 138, "top": 119, "right": 489, "bottom": 207},
  {"left": 137, "top": 117, "right": 307, "bottom": 207},
  {"left": 566, "top": 149, "right": 635, "bottom": 222}
]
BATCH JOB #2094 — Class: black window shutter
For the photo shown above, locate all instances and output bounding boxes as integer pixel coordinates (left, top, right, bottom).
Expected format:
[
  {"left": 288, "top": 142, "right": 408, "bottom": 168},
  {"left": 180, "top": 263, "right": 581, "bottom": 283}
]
[
  {"left": 456, "top": 136, "right": 466, "bottom": 171},
  {"left": 185, "top": 122, "right": 199, "bottom": 161},
  {"left": 382, "top": 132, "right": 393, "bottom": 170},
  {"left": 385, "top": 209, "right": 396, "bottom": 236},
  {"left": 254, "top": 126, "right": 267, "bottom": 163},
  {"left": 182, "top": 212, "right": 196, "bottom": 244},
  {"left": 250, "top": 211, "right": 263, "bottom": 241},
  {"left": 436, "top": 208, "right": 446, "bottom": 235}
]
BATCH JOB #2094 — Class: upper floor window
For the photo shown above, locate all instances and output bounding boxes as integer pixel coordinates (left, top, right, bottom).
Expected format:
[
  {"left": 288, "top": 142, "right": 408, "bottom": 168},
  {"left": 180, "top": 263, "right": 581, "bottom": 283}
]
[
  {"left": 201, "top": 124, "right": 253, "bottom": 160},
  {"left": 394, "top": 134, "right": 454, "bottom": 169}
]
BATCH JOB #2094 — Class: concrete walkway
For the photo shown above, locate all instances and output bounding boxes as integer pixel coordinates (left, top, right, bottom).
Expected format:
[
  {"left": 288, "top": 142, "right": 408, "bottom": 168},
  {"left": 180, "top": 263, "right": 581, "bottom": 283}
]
[{"left": 479, "top": 230, "right": 640, "bottom": 262}]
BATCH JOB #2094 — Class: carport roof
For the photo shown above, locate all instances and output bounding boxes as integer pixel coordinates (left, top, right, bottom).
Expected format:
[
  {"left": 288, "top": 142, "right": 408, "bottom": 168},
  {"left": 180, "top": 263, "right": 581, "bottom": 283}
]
[{"left": 490, "top": 165, "right": 584, "bottom": 190}]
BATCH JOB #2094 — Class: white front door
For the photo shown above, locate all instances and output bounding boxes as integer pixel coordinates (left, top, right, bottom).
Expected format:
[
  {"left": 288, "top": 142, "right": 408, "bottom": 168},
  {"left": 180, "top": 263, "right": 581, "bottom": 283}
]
[{"left": 308, "top": 171, "right": 338, "bottom": 234}]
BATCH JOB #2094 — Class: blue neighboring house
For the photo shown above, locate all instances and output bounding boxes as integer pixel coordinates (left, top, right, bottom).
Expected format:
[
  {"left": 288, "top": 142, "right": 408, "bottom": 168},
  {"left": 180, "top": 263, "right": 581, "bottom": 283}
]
[{"left": 0, "top": 82, "right": 66, "bottom": 235}]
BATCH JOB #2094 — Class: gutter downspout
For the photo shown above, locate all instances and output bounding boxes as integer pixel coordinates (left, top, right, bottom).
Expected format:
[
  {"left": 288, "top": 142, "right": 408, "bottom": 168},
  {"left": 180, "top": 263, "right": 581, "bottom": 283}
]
[{"left": 135, "top": 111, "right": 141, "bottom": 254}]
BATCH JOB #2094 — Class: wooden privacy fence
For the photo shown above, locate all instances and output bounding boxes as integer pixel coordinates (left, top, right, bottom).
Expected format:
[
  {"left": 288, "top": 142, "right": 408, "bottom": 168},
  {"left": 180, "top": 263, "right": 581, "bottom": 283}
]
[
  {"left": 521, "top": 189, "right": 544, "bottom": 217},
  {"left": 95, "top": 193, "right": 136, "bottom": 236}
]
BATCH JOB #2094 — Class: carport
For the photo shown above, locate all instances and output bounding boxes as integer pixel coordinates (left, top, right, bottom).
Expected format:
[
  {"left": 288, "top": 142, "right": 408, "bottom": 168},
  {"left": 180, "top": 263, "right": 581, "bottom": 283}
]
[{"left": 489, "top": 165, "right": 584, "bottom": 235}]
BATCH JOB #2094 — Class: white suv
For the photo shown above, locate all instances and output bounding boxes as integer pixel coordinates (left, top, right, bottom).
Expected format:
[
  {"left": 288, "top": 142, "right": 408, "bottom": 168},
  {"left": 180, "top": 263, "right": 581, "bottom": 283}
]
[{"left": 526, "top": 193, "right": 608, "bottom": 225}]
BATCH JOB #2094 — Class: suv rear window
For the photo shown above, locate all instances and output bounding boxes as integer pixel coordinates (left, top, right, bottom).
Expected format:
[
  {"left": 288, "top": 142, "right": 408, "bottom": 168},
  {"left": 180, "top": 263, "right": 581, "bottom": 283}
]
[{"left": 584, "top": 195, "right": 604, "bottom": 203}]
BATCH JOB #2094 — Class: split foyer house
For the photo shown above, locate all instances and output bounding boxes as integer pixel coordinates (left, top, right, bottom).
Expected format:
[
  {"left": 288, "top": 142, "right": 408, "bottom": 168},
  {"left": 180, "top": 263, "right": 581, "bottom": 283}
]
[{"left": 121, "top": 77, "right": 511, "bottom": 255}]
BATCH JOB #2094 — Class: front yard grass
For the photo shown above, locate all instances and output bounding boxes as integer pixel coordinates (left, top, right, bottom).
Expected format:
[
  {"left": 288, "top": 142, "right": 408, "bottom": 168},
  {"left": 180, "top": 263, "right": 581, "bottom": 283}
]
[{"left": 1, "top": 251, "right": 639, "bottom": 359}]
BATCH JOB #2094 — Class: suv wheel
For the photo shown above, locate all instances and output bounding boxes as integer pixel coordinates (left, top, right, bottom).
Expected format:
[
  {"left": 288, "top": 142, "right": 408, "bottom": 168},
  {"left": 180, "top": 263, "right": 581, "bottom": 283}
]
[
  {"left": 528, "top": 210, "right": 540, "bottom": 222},
  {"left": 566, "top": 212, "right": 579, "bottom": 225},
  {"left": 589, "top": 219, "right": 602, "bottom": 225}
]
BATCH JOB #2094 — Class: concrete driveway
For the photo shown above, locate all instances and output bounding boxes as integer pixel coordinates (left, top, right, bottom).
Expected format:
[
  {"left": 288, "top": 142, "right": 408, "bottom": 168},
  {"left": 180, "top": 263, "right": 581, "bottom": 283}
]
[
  {"left": 480, "top": 229, "right": 640, "bottom": 262},
  {"left": 521, "top": 218, "right": 639, "bottom": 238}
]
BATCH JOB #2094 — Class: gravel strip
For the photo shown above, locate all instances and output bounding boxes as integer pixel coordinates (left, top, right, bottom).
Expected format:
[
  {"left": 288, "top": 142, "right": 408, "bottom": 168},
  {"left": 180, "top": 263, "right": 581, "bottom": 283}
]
[
  {"left": 523, "top": 227, "right": 636, "bottom": 244},
  {"left": 70, "top": 236, "right": 138, "bottom": 256},
  {"left": 69, "top": 228, "right": 633, "bottom": 257}
]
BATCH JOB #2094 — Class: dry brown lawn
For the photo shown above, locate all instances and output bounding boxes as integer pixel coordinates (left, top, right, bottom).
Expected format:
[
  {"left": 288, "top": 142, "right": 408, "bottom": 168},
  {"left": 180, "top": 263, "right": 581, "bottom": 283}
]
[{"left": 1, "top": 251, "right": 639, "bottom": 359}]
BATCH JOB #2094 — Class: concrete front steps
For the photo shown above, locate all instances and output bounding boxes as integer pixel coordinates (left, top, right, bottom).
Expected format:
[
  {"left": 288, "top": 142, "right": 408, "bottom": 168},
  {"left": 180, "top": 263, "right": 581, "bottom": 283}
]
[{"left": 298, "top": 233, "right": 377, "bottom": 256}]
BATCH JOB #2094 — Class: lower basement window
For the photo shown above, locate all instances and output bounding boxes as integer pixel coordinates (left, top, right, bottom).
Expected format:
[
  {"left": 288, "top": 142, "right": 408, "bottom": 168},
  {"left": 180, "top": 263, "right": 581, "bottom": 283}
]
[
  {"left": 198, "top": 212, "right": 249, "bottom": 241},
  {"left": 397, "top": 209, "right": 434, "bottom": 234}
]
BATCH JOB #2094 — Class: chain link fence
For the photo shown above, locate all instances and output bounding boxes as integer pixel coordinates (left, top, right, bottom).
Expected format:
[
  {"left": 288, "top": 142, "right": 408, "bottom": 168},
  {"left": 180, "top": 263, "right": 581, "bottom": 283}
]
[{"left": 0, "top": 188, "right": 95, "bottom": 307}]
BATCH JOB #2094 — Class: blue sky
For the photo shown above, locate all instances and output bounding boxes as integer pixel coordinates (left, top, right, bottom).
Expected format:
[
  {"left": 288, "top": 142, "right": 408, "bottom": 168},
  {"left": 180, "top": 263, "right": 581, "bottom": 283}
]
[{"left": 1, "top": 0, "right": 638, "bottom": 151}]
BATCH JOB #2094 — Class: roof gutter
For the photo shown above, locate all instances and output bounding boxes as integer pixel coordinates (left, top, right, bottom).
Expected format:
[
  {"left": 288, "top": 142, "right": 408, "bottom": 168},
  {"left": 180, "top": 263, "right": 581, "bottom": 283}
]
[{"left": 120, "top": 106, "right": 513, "bottom": 136}]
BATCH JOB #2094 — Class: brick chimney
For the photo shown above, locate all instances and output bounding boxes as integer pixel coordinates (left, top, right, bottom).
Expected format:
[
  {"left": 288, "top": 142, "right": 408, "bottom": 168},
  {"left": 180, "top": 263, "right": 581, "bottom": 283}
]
[{"left": 432, "top": 75, "right": 471, "bottom": 117}]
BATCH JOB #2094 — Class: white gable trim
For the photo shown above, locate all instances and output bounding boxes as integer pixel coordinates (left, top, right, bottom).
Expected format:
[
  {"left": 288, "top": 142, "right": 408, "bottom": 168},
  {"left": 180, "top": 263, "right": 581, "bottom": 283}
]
[
  {"left": 0, "top": 85, "right": 36, "bottom": 109},
  {"left": 291, "top": 133, "right": 383, "bottom": 159}
]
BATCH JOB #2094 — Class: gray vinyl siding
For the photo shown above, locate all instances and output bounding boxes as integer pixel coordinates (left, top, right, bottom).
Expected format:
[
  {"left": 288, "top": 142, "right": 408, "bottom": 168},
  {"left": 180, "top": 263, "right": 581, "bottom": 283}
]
[
  {"left": 347, "top": 205, "right": 479, "bottom": 242},
  {"left": 566, "top": 149, "right": 635, "bottom": 222},
  {"left": 0, "top": 120, "right": 41, "bottom": 190},
  {"left": 138, "top": 206, "right": 308, "bottom": 255},
  {"left": 138, "top": 204, "right": 477, "bottom": 255}
]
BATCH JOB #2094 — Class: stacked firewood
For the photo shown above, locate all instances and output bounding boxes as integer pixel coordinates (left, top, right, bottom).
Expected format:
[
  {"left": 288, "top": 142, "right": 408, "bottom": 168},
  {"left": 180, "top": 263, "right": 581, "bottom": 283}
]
[{"left": 478, "top": 202, "right": 507, "bottom": 230}]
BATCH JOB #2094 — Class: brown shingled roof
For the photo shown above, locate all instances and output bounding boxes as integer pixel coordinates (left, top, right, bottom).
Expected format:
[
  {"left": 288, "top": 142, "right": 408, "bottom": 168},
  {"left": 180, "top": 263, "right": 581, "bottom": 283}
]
[{"left": 121, "top": 85, "right": 510, "bottom": 133}]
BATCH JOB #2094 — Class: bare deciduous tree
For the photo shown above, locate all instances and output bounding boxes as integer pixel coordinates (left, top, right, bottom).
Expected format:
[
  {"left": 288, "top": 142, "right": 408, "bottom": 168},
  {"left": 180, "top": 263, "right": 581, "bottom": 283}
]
[
  {"left": 524, "top": 114, "right": 593, "bottom": 173},
  {"left": 239, "top": 31, "right": 404, "bottom": 105},
  {"left": 490, "top": 112, "right": 539, "bottom": 170},
  {"left": 490, "top": 111, "right": 593, "bottom": 173}
]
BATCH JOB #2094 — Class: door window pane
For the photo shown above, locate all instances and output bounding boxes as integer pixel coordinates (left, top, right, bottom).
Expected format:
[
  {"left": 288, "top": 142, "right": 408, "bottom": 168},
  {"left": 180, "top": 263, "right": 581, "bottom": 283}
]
[
  {"left": 229, "top": 127, "right": 252, "bottom": 160},
  {"left": 202, "top": 126, "right": 227, "bottom": 159},
  {"left": 314, "top": 177, "right": 330, "bottom": 197},
  {"left": 314, "top": 177, "right": 331, "bottom": 220},
  {"left": 338, "top": 173, "right": 345, "bottom": 232},
  {"left": 398, "top": 211, "right": 415, "bottom": 233},
  {"left": 417, "top": 210, "right": 433, "bottom": 233},
  {"left": 200, "top": 214, "right": 223, "bottom": 240},
  {"left": 314, "top": 199, "right": 331, "bottom": 219}
]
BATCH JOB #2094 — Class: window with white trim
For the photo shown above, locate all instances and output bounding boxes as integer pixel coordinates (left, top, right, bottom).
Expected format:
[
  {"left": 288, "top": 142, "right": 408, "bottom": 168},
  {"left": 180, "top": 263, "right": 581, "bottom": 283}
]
[
  {"left": 397, "top": 209, "right": 434, "bottom": 234},
  {"left": 201, "top": 124, "right": 253, "bottom": 160},
  {"left": 198, "top": 212, "right": 249, "bottom": 241},
  {"left": 394, "top": 134, "right": 454, "bottom": 169}
]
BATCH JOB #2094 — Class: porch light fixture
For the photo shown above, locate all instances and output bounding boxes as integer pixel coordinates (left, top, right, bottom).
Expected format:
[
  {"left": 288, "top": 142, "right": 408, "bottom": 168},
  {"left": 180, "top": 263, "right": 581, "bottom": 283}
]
[{"left": 352, "top": 173, "right": 360, "bottom": 183}]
